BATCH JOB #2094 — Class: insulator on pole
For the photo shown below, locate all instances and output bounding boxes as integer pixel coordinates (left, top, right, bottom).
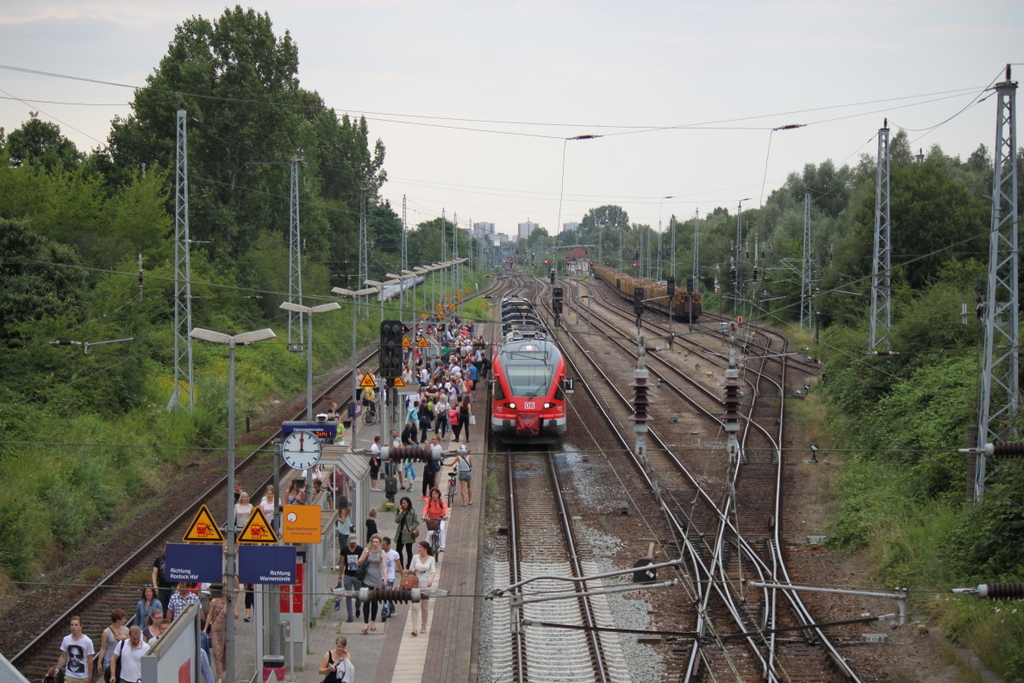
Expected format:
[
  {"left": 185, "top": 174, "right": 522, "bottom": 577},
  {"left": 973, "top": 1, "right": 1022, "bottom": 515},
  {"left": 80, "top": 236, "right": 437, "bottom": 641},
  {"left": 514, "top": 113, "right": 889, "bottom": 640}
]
[
  {"left": 952, "top": 584, "right": 1024, "bottom": 599},
  {"left": 357, "top": 587, "right": 422, "bottom": 603},
  {"left": 984, "top": 442, "right": 1024, "bottom": 457},
  {"left": 380, "top": 444, "right": 445, "bottom": 462}
]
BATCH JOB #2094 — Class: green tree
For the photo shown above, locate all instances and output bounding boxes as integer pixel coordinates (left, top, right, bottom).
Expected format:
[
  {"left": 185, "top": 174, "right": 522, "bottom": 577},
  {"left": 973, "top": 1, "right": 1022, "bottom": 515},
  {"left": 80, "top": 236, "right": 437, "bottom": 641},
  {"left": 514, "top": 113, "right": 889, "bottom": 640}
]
[{"left": 4, "top": 114, "right": 83, "bottom": 171}]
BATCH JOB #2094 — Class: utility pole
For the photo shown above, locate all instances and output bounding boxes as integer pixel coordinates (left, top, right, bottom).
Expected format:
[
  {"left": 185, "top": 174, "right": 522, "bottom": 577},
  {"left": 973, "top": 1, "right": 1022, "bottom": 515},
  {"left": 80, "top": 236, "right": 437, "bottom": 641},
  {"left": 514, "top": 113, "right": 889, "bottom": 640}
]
[
  {"left": 869, "top": 122, "right": 892, "bottom": 351},
  {"left": 453, "top": 212, "right": 460, "bottom": 296},
  {"left": 168, "top": 108, "right": 194, "bottom": 413},
  {"left": 287, "top": 151, "right": 304, "bottom": 353},
  {"left": 976, "top": 67, "right": 1019, "bottom": 501},
  {"left": 670, "top": 215, "right": 676, "bottom": 284},
  {"left": 440, "top": 209, "right": 447, "bottom": 312},
  {"left": 801, "top": 192, "right": 813, "bottom": 330},
  {"left": 402, "top": 195, "right": 408, "bottom": 318},
  {"left": 735, "top": 202, "right": 745, "bottom": 317},
  {"left": 359, "top": 187, "right": 368, "bottom": 319},
  {"left": 691, "top": 210, "right": 700, "bottom": 293}
]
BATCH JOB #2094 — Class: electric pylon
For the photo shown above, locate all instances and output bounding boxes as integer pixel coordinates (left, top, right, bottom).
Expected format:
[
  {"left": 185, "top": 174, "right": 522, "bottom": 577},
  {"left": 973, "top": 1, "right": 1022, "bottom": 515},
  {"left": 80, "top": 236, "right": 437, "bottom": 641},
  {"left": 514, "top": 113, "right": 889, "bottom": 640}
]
[
  {"left": 976, "top": 68, "right": 1020, "bottom": 501},
  {"left": 869, "top": 122, "right": 892, "bottom": 351},
  {"left": 168, "top": 109, "right": 194, "bottom": 412}
]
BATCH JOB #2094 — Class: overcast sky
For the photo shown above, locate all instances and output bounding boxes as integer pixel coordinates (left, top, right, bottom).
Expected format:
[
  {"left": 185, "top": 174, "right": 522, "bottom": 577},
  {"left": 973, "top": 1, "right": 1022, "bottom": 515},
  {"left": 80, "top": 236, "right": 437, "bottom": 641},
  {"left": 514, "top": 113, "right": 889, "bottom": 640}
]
[{"left": 1, "top": 1, "right": 1022, "bottom": 239}]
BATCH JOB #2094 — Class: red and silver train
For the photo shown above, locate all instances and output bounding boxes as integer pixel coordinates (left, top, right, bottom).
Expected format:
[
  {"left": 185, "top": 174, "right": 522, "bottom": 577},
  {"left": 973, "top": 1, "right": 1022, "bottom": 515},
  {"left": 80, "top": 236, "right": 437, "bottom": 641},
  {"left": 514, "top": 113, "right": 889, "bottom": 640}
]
[{"left": 490, "top": 296, "right": 567, "bottom": 444}]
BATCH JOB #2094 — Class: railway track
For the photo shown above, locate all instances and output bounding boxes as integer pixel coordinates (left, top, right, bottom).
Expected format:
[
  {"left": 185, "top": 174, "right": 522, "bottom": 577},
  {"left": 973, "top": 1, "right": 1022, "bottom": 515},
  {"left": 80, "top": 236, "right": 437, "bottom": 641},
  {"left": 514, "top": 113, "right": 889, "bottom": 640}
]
[
  {"left": 551, "top": 276, "right": 858, "bottom": 681},
  {"left": 11, "top": 278, "right": 507, "bottom": 678}
]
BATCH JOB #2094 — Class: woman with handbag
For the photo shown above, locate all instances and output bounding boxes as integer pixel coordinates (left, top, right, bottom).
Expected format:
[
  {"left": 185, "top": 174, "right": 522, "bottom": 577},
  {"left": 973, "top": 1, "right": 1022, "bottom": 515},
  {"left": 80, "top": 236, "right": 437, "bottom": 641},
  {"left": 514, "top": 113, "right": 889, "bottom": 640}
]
[
  {"left": 393, "top": 496, "right": 420, "bottom": 571},
  {"left": 357, "top": 534, "right": 385, "bottom": 633},
  {"left": 405, "top": 540, "right": 437, "bottom": 636}
]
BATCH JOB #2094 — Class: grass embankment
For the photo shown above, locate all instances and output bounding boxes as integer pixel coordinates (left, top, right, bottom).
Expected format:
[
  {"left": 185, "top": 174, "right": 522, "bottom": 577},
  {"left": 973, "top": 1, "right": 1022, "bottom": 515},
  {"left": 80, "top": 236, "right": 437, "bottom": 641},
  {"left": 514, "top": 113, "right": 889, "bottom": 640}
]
[{"left": 788, "top": 318, "right": 1024, "bottom": 681}]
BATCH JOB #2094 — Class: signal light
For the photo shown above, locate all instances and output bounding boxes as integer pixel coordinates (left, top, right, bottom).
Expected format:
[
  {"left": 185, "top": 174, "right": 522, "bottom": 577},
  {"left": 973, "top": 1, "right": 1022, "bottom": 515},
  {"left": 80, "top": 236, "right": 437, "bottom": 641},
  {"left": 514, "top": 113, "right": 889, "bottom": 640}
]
[
  {"left": 544, "top": 259, "right": 548, "bottom": 264},
  {"left": 380, "top": 320, "right": 406, "bottom": 379}
]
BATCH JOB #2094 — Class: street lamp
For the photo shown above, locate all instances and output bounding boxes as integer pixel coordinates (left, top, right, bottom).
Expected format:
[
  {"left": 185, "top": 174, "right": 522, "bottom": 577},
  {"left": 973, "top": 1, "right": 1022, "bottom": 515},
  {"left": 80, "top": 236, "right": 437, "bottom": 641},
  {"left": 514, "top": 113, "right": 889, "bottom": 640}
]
[
  {"left": 279, "top": 301, "right": 342, "bottom": 423},
  {"left": 333, "top": 287, "right": 376, "bottom": 448},
  {"left": 188, "top": 326, "right": 276, "bottom": 683}
]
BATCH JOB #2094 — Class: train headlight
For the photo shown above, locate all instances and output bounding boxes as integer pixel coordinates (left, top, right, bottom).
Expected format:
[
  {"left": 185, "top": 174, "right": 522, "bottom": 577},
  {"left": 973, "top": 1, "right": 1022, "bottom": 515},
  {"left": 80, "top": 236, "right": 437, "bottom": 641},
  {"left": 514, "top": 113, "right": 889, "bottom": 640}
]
[
  {"left": 543, "top": 402, "right": 555, "bottom": 409},
  {"left": 505, "top": 402, "right": 517, "bottom": 410}
]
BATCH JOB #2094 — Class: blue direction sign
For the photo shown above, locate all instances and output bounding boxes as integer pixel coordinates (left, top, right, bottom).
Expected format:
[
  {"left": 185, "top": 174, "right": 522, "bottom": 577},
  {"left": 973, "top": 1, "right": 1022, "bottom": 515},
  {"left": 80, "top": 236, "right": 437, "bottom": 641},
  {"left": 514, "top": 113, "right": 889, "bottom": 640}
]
[
  {"left": 166, "top": 543, "right": 223, "bottom": 583},
  {"left": 238, "top": 545, "right": 296, "bottom": 585}
]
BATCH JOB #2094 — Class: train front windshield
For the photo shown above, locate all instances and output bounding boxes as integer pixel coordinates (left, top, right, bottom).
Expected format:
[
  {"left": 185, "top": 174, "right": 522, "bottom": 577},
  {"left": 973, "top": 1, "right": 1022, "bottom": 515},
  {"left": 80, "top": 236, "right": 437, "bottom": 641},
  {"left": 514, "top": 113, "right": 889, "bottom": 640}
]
[{"left": 505, "top": 364, "right": 555, "bottom": 398}]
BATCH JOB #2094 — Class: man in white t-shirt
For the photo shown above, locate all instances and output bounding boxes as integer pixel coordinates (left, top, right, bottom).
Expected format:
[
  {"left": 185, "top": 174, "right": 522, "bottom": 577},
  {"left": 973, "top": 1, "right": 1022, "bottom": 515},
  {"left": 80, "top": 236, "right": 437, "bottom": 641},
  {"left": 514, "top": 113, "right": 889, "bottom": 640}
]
[
  {"left": 381, "top": 536, "right": 403, "bottom": 620},
  {"left": 57, "top": 615, "right": 94, "bottom": 681},
  {"left": 109, "top": 625, "right": 149, "bottom": 683}
]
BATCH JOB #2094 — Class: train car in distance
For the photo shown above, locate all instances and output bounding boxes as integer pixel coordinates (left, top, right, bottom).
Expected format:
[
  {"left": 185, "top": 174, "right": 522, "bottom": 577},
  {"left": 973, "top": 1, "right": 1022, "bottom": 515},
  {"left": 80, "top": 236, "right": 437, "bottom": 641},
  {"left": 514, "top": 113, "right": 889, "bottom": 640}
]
[
  {"left": 491, "top": 296, "right": 567, "bottom": 444},
  {"left": 592, "top": 266, "right": 702, "bottom": 323}
]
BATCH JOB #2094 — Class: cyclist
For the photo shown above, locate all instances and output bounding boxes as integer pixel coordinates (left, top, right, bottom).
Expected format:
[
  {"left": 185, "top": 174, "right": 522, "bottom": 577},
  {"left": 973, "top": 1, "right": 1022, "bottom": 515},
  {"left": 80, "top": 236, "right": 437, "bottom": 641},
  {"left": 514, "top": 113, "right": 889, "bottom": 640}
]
[
  {"left": 421, "top": 487, "right": 449, "bottom": 555},
  {"left": 446, "top": 445, "right": 473, "bottom": 506}
]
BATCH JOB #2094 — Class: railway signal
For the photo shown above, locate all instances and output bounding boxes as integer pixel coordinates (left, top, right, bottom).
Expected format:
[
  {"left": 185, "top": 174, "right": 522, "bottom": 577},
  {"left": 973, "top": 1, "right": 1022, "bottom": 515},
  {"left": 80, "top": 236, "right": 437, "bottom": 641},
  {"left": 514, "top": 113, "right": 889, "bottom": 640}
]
[
  {"left": 552, "top": 287, "right": 564, "bottom": 322},
  {"left": 380, "top": 320, "right": 406, "bottom": 379}
]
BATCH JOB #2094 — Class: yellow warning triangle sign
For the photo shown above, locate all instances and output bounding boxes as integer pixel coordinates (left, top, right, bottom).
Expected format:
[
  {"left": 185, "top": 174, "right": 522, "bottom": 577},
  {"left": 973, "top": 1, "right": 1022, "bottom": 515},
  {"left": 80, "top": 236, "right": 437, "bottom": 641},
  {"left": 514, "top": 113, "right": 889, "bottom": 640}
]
[
  {"left": 402, "top": 335, "right": 412, "bottom": 348},
  {"left": 359, "top": 372, "right": 376, "bottom": 388},
  {"left": 417, "top": 337, "right": 429, "bottom": 347},
  {"left": 238, "top": 507, "right": 279, "bottom": 544},
  {"left": 464, "top": 288, "right": 471, "bottom": 294},
  {"left": 182, "top": 504, "right": 225, "bottom": 543},
  {"left": 448, "top": 304, "right": 457, "bottom": 310},
  {"left": 392, "top": 376, "right": 406, "bottom": 388}
]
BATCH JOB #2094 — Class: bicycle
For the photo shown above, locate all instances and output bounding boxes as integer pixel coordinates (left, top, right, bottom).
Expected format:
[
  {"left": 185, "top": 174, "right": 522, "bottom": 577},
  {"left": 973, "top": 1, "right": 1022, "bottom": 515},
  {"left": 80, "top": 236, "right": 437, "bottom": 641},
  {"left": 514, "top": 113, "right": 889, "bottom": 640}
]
[
  {"left": 425, "top": 517, "right": 444, "bottom": 556},
  {"left": 362, "top": 400, "right": 378, "bottom": 426},
  {"left": 446, "top": 470, "right": 458, "bottom": 508}
]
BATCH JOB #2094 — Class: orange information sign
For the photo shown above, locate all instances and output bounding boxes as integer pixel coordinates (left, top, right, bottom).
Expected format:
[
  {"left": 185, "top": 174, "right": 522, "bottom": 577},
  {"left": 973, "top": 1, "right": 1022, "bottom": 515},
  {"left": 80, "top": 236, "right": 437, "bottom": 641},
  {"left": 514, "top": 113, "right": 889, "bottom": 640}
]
[
  {"left": 238, "top": 507, "right": 279, "bottom": 544},
  {"left": 359, "top": 372, "right": 376, "bottom": 388},
  {"left": 282, "top": 505, "right": 322, "bottom": 543},
  {"left": 182, "top": 504, "right": 224, "bottom": 543}
]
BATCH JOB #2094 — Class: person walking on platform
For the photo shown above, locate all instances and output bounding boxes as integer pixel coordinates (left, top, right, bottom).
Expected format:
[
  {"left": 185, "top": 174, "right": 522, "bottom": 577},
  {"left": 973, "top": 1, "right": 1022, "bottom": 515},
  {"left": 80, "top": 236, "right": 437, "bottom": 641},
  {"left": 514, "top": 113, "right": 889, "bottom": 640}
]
[
  {"left": 448, "top": 446, "right": 473, "bottom": 506},
  {"left": 406, "top": 541, "right": 436, "bottom": 636},
  {"left": 339, "top": 535, "right": 364, "bottom": 623},
  {"left": 56, "top": 615, "right": 94, "bottom": 682},
  {"left": 458, "top": 395, "right": 473, "bottom": 443},
  {"left": 421, "top": 435, "right": 442, "bottom": 498},
  {"left": 134, "top": 587, "right": 162, "bottom": 636},
  {"left": 394, "top": 496, "right": 420, "bottom": 570},
  {"left": 318, "top": 636, "right": 354, "bottom": 683},
  {"left": 381, "top": 537, "right": 402, "bottom": 621},
  {"left": 108, "top": 625, "right": 148, "bottom": 683},
  {"left": 97, "top": 609, "right": 128, "bottom": 682},
  {"left": 151, "top": 544, "right": 173, "bottom": 611},
  {"left": 369, "top": 435, "right": 382, "bottom": 491},
  {"left": 205, "top": 584, "right": 227, "bottom": 683},
  {"left": 358, "top": 534, "right": 385, "bottom": 632}
]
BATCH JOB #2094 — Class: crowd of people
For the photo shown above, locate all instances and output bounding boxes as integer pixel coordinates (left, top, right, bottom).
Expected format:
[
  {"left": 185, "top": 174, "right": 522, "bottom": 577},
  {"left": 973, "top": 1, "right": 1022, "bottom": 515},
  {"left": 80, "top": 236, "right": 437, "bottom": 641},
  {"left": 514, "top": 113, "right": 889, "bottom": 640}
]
[{"left": 54, "top": 320, "right": 487, "bottom": 683}]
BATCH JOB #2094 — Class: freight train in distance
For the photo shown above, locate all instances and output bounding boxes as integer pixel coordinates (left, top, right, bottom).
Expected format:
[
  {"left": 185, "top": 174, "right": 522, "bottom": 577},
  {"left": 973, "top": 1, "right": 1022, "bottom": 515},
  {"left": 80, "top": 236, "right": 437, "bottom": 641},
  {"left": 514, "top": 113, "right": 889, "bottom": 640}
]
[
  {"left": 593, "top": 266, "right": 702, "bottom": 323},
  {"left": 490, "top": 296, "right": 567, "bottom": 444}
]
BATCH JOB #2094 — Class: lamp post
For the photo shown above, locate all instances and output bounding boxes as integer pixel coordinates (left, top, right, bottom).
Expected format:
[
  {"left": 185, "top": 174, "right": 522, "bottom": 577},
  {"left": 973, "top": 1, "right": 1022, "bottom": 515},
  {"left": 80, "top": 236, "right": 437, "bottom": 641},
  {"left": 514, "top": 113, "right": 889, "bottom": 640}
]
[
  {"left": 279, "top": 301, "right": 342, "bottom": 423},
  {"left": 188, "top": 326, "right": 276, "bottom": 683},
  {"left": 334, "top": 287, "right": 377, "bottom": 449}
]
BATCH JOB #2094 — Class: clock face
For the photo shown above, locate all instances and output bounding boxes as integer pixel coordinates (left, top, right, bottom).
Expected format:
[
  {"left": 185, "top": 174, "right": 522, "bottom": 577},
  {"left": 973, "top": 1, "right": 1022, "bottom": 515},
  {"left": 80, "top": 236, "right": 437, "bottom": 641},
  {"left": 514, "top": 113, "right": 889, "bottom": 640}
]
[{"left": 282, "top": 431, "right": 322, "bottom": 470}]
